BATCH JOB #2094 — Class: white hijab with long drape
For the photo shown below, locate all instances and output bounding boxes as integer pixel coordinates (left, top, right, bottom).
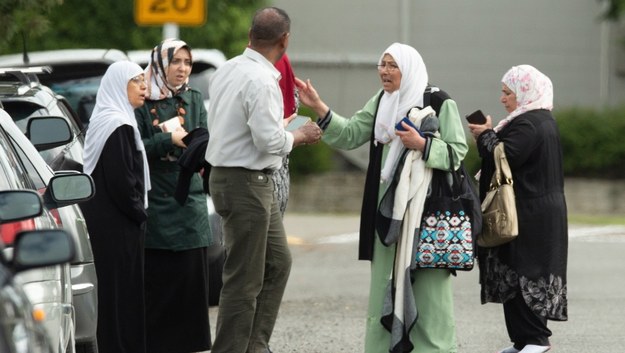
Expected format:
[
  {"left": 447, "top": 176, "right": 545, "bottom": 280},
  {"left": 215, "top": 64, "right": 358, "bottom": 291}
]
[
  {"left": 83, "top": 61, "right": 151, "bottom": 207},
  {"left": 374, "top": 42, "right": 428, "bottom": 182},
  {"left": 494, "top": 64, "right": 554, "bottom": 132}
]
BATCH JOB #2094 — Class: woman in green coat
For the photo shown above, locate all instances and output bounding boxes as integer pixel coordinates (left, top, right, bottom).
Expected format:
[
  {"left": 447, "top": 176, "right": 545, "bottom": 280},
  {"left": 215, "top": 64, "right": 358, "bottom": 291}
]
[
  {"left": 134, "top": 39, "right": 212, "bottom": 353},
  {"left": 297, "top": 43, "right": 467, "bottom": 353}
]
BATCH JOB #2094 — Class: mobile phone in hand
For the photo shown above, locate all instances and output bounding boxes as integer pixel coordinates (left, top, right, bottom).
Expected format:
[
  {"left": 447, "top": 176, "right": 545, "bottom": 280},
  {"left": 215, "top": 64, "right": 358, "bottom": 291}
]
[
  {"left": 465, "top": 110, "right": 487, "bottom": 124},
  {"left": 395, "top": 117, "right": 424, "bottom": 137},
  {"left": 286, "top": 115, "right": 311, "bottom": 131}
]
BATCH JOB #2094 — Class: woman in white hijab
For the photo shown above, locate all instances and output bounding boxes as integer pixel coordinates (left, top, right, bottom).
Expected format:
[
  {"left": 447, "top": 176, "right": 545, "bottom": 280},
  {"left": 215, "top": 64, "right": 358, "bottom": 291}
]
[
  {"left": 80, "top": 60, "right": 151, "bottom": 353},
  {"left": 297, "top": 43, "right": 468, "bottom": 352}
]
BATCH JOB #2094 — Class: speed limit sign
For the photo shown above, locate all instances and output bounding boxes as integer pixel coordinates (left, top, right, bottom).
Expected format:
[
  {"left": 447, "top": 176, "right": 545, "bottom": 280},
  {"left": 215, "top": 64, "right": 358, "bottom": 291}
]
[{"left": 135, "top": 0, "right": 206, "bottom": 26}]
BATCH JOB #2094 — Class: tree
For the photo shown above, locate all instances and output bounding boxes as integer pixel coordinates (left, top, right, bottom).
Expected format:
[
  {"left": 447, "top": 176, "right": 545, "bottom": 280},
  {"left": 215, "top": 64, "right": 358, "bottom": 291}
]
[
  {"left": 0, "top": 0, "right": 63, "bottom": 53},
  {"left": 0, "top": 0, "right": 266, "bottom": 58},
  {"left": 601, "top": 0, "right": 625, "bottom": 21}
]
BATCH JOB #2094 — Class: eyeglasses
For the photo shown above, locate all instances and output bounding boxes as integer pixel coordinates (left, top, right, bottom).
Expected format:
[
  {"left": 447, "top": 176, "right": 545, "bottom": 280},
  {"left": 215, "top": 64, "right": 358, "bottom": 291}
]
[
  {"left": 130, "top": 76, "right": 146, "bottom": 85},
  {"left": 377, "top": 63, "right": 399, "bottom": 72}
]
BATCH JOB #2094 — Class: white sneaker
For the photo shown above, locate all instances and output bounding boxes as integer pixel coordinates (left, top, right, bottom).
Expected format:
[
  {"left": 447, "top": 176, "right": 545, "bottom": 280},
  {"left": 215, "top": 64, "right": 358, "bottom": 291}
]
[
  {"left": 497, "top": 346, "right": 520, "bottom": 353},
  {"left": 519, "top": 344, "right": 551, "bottom": 353}
]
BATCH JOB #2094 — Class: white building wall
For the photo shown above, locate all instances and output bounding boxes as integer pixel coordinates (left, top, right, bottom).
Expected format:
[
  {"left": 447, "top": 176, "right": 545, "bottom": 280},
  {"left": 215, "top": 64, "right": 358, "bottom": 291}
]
[
  {"left": 272, "top": 0, "right": 625, "bottom": 168},
  {"left": 274, "top": 0, "right": 625, "bottom": 117}
]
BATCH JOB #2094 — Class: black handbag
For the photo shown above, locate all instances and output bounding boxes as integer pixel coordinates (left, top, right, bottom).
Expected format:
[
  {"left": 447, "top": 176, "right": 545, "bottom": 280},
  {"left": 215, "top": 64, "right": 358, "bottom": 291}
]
[{"left": 415, "top": 145, "right": 481, "bottom": 270}]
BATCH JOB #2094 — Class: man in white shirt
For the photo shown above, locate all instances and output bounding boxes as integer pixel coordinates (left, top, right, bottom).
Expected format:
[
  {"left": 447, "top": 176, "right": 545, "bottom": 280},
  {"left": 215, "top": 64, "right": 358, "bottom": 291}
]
[{"left": 205, "top": 7, "right": 322, "bottom": 353}]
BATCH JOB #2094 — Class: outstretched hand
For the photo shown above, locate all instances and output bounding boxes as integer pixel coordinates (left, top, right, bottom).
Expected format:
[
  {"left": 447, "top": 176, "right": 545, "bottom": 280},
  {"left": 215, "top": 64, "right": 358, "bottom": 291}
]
[{"left": 295, "top": 77, "right": 329, "bottom": 118}]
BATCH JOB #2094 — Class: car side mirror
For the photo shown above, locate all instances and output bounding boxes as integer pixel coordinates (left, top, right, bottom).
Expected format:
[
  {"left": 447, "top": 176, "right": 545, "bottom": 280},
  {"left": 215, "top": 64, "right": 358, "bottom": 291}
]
[
  {"left": 12, "top": 229, "right": 75, "bottom": 272},
  {"left": 43, "top": 173, "right": 95, "bottom": 209},
  {"left": 0, "top": 190, "right": 43, "bottom": 224},
  {"left": 26, "top": 116, "right": 73, "bottom": 151}
]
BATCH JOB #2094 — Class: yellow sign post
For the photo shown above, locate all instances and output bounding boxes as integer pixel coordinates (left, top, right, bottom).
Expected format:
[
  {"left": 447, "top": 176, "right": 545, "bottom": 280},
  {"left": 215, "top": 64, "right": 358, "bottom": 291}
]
[{"left": 135, "top": 0, "right": 206, "bottom": 26}]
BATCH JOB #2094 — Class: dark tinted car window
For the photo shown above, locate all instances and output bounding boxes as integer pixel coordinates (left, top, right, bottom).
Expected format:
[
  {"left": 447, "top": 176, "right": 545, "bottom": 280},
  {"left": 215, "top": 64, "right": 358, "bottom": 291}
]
[
  {"left": 2, "top": 100, "right": 84, "bottom": 170},
  {"left": 2, "top": 101, "right": 64, "bottom": 161}
]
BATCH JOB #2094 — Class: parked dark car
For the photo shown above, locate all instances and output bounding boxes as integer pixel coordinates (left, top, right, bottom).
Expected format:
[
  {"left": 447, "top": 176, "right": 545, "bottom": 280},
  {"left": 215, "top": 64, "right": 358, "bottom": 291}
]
[
  {"left": 0, "top": 67, "right": 99, "bottom": 352},
  {"left": 0, "top": 190, "right": 77, "bottom": 353}
]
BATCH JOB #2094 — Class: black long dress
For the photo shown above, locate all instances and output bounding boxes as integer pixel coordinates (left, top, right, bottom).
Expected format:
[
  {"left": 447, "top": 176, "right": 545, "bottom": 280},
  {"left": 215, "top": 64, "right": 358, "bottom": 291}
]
[
  {"left": 476, "top": 109, "right": 568, "bottom": 322},
  {"left": 80, "top": 125, "right": 148, "bottom": 353}
]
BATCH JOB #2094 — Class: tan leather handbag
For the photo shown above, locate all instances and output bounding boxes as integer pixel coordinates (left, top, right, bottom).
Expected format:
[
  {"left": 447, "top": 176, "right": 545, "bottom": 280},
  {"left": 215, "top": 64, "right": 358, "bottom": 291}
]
[{"left": 478, "top": 143, "right": 518, "bottom": 247}]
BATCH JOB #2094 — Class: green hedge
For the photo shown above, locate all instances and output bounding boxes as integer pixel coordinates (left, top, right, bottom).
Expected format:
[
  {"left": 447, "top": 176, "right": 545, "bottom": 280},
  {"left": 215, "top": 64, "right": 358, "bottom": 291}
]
[
  {"left": 454, "top": 106, "right": 625, "bottom": 179},
  {"left": 556, "top": 106, "right": 625, "bottom": 179},
  {"left": 288, "top": 106, "right": 334, "bottom": 179},
  {"left": 289, "top": 106, "right": 625, "bottom": 180}
]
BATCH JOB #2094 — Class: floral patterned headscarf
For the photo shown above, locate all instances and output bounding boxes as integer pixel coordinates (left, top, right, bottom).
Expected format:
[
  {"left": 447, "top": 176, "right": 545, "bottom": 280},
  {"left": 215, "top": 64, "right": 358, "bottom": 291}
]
[
  {"left": 144, "top": 38, "right": 192, "bottom": 100},
  {"left": 494, "top": 64, "right": 553, "bottom": 132}
]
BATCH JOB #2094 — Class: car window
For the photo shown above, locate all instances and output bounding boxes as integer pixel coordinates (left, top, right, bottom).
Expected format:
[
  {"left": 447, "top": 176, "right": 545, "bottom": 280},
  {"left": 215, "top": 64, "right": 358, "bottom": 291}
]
[
  {"left": 1, "top": 101, "right": 43, "bottom": 124},
  {"left": 2, "top": 100, "right": 84, "bottom": 169},
  {"left": 0, "top": 127, "right": 32, "bottom": 190},
  {"left": 50, "top": 77, "right": 101, "bottom": 126},
  {"left": 57, "top": 97, "right": 86, "bottom": 138},
  {"left": 6, "top": 133, "right": 46, "bottom": 190}
]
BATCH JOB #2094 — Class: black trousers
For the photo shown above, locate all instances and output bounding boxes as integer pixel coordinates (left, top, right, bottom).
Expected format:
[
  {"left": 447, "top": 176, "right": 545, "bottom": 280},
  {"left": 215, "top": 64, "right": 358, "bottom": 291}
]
[{"left": 504, "top": 292, "right": 552, "bottom": 349}]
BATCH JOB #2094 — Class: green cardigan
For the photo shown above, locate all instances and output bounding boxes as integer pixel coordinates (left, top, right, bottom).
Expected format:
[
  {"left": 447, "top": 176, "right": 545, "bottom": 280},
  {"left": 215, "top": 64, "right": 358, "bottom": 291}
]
[
  {"left": 321, "top": 89, "right": 468, "bottom": 260},
  {"left": 134, "top": 89, "right": 211, "bottom": 250},
  {"left": 323, "top": 90, "right": 467, "bottom": 171}
]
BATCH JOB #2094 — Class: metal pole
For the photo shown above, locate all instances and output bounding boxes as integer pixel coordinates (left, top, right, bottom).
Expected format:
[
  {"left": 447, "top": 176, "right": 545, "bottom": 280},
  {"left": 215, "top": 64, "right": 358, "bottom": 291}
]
[
  {"left": 163, "top": 23, "right": 180, "bottom": 40},
  {"left": 400, "top": 0, "right": 410, "bottom": 44},
  {"left": 599, "top": 21, "right": 611, "bottom": 107}
]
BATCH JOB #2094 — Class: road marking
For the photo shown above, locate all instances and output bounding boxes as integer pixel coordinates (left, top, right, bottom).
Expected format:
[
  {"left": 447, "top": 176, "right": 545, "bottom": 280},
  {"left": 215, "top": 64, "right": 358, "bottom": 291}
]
[
  {"left": 569, "top": 225, "right": 625, "bottom": 242},
  {"left": 288, "top": 226, "right": 625, "bottom": 245}
]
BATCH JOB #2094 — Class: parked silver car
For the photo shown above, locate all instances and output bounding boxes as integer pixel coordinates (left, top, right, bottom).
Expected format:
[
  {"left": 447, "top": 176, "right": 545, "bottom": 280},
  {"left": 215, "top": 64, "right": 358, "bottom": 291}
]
[
  {"left": 0, "top": 106, "right": 95, "bottom": 353},
  {"left": 0, "top": 190, "right": 77, "bottom": 353},
  {"left": 0, "top": 67, "right": 99, "bottom": 353}
]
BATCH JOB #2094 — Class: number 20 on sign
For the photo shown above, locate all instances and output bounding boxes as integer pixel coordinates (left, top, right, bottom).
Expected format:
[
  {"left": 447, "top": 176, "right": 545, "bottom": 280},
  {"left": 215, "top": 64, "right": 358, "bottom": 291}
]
[{"left": 135, "top": 0, "right": 206, "bottom": 26}]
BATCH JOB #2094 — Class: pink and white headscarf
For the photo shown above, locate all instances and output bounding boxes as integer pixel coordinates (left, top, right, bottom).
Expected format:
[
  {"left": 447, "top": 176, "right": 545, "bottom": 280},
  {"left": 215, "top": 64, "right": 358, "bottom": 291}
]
[
  {"left": 494, "top": 65, "right": 553, "bottom": 132},
  {"left": 144, "top": 38, "right": 192, "bottom": 100}
]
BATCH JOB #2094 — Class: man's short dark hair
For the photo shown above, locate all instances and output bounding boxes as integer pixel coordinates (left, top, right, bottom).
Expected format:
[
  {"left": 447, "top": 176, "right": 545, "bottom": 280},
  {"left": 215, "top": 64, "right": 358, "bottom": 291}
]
[{"left": 250, "top": 7, "right": 290, "bottom": 47}]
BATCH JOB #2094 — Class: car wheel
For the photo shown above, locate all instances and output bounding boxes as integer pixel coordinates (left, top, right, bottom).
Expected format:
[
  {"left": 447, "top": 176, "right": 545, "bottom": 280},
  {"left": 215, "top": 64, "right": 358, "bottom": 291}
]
[
  {"left": 75, "top": 339, "right": 98, "bottom": 353},
  {"left": 208, "top": 247, "right": 225, "bottom": 306}
]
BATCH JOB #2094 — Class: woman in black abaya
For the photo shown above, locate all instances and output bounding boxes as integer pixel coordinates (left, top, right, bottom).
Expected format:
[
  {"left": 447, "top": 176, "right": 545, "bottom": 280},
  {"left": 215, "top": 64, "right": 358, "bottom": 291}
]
[{"left": 81, "top": 61, "right": 151, "bottom": 353}]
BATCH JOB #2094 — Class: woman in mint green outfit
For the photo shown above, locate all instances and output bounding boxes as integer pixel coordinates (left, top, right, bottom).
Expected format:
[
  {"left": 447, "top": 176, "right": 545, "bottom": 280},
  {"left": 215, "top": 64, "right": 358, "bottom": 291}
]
[{"left": 296, "top": 43, "right": 467, "bottom": 352}]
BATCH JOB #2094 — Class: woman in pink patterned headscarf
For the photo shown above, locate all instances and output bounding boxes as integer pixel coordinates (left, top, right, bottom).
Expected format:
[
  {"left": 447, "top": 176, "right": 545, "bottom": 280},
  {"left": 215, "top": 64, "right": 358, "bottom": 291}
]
[
  {"left": 469, "top": 65, "right": 567, "bottom": 353},
  {"left": 494, "top": 65, "right": 554, "bottom": 132}
]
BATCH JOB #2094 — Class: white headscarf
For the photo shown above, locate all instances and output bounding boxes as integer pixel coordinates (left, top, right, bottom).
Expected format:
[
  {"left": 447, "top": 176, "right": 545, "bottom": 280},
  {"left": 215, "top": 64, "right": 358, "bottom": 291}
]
[
  {"left": 144, "top": 38, "right": 192, "bottom": 100},
  {"left": 494, "top": 64, "right": 553, "bottom": 132},
  {"left": 83, "top": 61, "right": 151, "bottom": 207},
  {"left": 375, "top": 43, "right": 429, "bottom": 182}
]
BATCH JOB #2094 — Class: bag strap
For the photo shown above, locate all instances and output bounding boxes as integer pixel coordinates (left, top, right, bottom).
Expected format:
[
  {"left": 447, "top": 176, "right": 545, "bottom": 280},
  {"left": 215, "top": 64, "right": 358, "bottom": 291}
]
[
  {"left": 445, "top": 144, "right": 464, "bottom": 198},
  {"left": 491, "top": 143, "right": 513, "bottom": 188}
]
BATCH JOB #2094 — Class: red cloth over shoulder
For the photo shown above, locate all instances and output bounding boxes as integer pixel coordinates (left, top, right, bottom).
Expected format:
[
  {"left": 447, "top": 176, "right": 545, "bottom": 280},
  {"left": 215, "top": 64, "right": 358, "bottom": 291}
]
[{"left": 275, "top": 54, "right": 297, "bottom": 119}]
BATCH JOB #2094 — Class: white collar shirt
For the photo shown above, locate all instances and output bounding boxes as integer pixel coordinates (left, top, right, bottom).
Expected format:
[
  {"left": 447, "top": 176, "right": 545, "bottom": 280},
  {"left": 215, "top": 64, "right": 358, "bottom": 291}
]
[{"left": 205, "top": 47, "right": 293, "bottom": 170}]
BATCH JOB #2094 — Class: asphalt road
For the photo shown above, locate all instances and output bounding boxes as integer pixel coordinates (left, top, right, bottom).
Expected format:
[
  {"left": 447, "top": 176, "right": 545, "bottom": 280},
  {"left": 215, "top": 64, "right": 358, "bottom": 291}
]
[{"left": 206, "top": 214, "right": 625, "bottom": 353}]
